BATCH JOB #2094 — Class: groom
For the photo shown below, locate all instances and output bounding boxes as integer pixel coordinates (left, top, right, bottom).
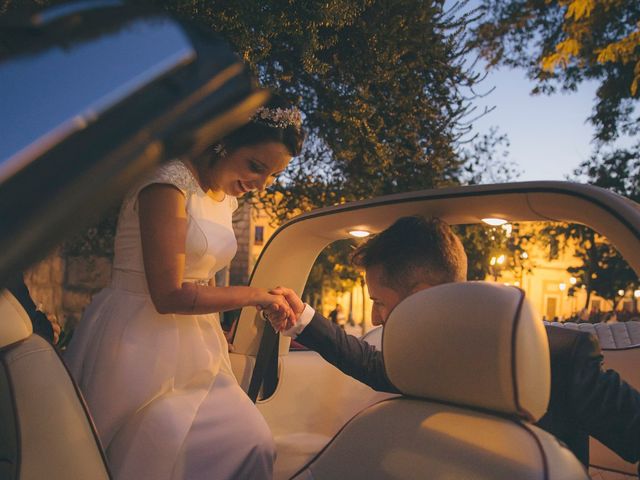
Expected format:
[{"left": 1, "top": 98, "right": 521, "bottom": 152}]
[{"left": 264, "top": 215, "right": 640, "bottom": 469}]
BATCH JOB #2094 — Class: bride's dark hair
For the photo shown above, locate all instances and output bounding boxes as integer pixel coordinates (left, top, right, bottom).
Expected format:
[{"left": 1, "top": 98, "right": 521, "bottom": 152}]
[{"left": 214, "top": 94, "right": 305, "bottom": 160}]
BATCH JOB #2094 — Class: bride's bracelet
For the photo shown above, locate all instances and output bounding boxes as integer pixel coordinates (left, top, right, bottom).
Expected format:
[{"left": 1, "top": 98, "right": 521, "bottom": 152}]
[{"left": 190, "top": 284, "right": 200, "bottom": 313}]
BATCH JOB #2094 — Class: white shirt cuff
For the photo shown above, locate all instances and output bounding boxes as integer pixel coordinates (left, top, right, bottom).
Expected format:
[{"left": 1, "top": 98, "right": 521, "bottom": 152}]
[{"left": 281, "top": 304, "right": 315, "bottom": 338}]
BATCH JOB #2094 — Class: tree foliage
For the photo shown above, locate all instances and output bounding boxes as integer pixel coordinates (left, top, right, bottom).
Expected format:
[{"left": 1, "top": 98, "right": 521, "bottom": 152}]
[
  {"left": 302, "top": 239, "right": 363, "bottom": 310},
  {"left": 453, "top": 127, "right": 523, "bottom": 280},
  {"left": 151, "top": 0, "right": 484, "bottom": 221},
  {"left": 473, "top": 0, "right": 640, "bottom": 142},
  {"left": 540, "top": 144, "right": 639, "bottom": 307},
  {"left": 458, "top": 127, "right": 521, "bottom": 184},
  {"left": 454, "top": 222, "right": 534, "bottom": 281},
  {"left": 542, "top": 222, "right": 637, "bottom": 307},
  {"left": 574, "top": 141, "right": 640, "bottom": 202}
]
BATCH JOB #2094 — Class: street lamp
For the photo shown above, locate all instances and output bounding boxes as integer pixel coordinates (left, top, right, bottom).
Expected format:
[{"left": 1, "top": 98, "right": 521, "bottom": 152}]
[
  {"left": 489, "top": 254, "right": 506, "bottom": 281},
  {"left": 558, "top": 283, "right": 567, "bottom": 320}
]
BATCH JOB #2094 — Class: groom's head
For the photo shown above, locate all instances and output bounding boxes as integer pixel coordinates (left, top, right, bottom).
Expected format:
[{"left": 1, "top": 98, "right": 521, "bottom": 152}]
[{"left": 352, "top": 216, "right": 467, "bottom": 326}]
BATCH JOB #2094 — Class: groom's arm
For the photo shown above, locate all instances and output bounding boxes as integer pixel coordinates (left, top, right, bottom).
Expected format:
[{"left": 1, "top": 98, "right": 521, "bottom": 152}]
[{"left": 289, "top": 309, "right": 399, "bottom": 394}]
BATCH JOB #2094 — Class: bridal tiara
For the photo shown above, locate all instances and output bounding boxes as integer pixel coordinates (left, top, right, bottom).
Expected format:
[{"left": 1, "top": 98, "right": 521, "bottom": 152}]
[{"left": 251, "top": 106, "right": 303, "bottom": 129}]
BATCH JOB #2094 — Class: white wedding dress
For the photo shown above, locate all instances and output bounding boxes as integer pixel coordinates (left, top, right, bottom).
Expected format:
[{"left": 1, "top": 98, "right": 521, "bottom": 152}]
[{"left": 65, "top": 160, "right": 274, "bottom": 480}]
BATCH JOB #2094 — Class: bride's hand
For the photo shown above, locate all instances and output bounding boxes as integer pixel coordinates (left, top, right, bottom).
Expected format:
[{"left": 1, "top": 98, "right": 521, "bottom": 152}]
[
  {"left": 269, "top": 287, "right": 304, "bottom": 319},
  {"left": 250, "top": 289, "right": 294, "bottom": 331},
  {"left": 263, "top": 287, "right": 303, "bottom": 332}
]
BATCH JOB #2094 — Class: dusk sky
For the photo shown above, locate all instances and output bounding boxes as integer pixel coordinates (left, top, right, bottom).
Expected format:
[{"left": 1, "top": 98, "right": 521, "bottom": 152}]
[
  {"left": 460, "top": 0, "right": 635, "bottom": 183},
  {"left": 470, "top": 65, "right": 603, "bottom": 182}
]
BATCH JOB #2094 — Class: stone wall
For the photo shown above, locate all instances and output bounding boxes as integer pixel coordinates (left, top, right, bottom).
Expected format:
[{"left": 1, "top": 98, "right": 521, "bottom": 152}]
[
  {"left": 23, "top": 250, "right": 65, "bottom": 324},
  {"left": 230, "top": 200, "right": 251, "bottom": 286},
  {"left": 24, "top": 250, "right": 112, "bottom": 331}
]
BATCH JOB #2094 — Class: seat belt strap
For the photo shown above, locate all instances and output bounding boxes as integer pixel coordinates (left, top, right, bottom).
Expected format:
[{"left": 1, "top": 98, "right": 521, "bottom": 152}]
[{"left": 248, "top": 321, "right": 279, "bottom": 403}]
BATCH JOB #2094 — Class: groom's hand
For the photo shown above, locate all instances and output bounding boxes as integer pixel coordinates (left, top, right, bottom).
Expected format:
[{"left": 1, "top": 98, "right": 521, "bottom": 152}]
[
  {"left": 269, "top": 287, "right": 304, "bottom": 323},
  {"left": 260, "top": 302, "right": 291, "bottom": 332}
]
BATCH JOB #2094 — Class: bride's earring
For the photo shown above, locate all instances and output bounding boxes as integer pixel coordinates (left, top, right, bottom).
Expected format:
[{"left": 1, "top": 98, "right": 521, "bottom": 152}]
[{"left": 213, "top": 143, "right": 227, "bottom": 158}]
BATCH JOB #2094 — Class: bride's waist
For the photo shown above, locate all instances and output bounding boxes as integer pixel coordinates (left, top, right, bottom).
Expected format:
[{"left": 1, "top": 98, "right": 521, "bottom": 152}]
[{"left": 110, "top": 269, "right": 211, "bottom": 295}]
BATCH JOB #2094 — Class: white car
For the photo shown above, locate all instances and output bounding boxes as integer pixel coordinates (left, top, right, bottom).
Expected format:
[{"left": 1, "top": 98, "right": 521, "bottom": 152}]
[{"left": 229, "top": 182, "right": 640, "bottom": 479}]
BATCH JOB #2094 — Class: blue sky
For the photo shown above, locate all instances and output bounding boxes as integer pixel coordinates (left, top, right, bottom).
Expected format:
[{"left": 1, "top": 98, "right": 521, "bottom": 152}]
[
  {"left": 460, "top": 0, "right": 637, "bottom": 183},
  {"left": 470, "top": 65, "right": 603, "bottom": 182}
]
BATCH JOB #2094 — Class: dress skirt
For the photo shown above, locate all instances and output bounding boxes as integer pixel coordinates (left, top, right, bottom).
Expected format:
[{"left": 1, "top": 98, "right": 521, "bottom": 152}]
[{"left": 65, "top": 272, "right": 274, "bottom": 480}]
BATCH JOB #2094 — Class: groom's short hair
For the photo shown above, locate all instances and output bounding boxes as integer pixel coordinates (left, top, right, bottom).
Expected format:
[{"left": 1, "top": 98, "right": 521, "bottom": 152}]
[{"left": 351, "top": 216, "right": 467, "bottom": 295}]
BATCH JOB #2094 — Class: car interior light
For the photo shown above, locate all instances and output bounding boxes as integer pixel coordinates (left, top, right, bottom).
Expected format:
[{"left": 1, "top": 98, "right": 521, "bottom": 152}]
[
  {"left": 482, "top": 217, "right": 507, "bottom": 226},
  {"left": 349, "top": 230, "right": 370, "bottom": 238}
]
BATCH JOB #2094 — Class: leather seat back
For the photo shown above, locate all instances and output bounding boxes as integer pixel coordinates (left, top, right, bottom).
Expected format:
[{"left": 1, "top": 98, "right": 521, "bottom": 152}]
[
  {"left": 292, "top": 283, "right": 589, "bottom": 479},
  {"left": 0, "top": 290, "right": 110, "bottom": 480}
]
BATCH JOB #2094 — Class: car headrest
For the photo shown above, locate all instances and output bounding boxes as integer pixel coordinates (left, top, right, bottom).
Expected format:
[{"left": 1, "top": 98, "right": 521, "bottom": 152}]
[
  {"left": 382, "top": 282, "right": 550, "bottom": 422},
  {"left": 0, "top": 289, "right": 33, "bottom": 348}
]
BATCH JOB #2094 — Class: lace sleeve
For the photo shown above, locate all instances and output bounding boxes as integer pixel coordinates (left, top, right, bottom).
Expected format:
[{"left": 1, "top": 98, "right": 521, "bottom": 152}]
[{"left": 123, "top": 160, "right": 200, "bottom": 211}]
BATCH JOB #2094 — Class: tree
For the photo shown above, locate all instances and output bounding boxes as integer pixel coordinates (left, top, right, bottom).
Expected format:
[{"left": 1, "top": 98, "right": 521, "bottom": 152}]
[
  {"left": 458, "top": 126, "right": 521, "bottom": 185},
  {"left": 574, "top": 142, "right": 640, "bottom": 202},
  {"left": 454, "top": 222, "right": 534, "bottom": 281},
  {"left": 537, "top": 145, "right": 639, "bottom": 309},
  {"left": 302, "top": 239, "right": 362, "bottom": 311},
  {"left": 473, "top": 0, "right": 640, "bottom": 143},
  {"left": 542, "top": 222, "right": 637, "bottom": 308},
  {"left": 152, "top": 0, "right": 484, "bottom": 220},
  {"left": 454, "top": 127, "right": 524, "bottom": 280},
  {"left": 570, "top": 143, "right": 639, "bottom": 306}
]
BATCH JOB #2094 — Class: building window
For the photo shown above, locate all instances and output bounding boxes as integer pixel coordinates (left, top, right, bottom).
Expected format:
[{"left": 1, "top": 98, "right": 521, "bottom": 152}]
[{"left": 254, "top": 226, "right": 264, "bottom": 245}]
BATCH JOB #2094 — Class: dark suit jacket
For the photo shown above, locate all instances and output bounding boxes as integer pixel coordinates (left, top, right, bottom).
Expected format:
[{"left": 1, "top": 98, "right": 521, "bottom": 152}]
[{"left": 296, "top": 313, "right": 640, "bottom": 468}]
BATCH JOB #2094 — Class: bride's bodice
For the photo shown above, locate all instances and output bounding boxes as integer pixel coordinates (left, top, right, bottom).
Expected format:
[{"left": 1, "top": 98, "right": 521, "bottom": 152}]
[{"left": 112, "top": 160, "right": 238, "bottom": 282}]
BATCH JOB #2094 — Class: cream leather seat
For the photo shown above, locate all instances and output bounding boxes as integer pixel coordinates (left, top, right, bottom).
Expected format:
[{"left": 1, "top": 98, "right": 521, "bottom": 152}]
[
  {"left": 0, "top": 290, "right": 110, "bottom": 480},
  {"left": 291, "top": 282, "right": 589, "bottom": 480}
]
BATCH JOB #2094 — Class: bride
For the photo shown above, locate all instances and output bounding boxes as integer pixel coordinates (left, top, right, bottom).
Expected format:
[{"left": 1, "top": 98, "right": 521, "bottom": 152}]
[{"left": 65, "top": 95, "right": 305, "bottom": 480}]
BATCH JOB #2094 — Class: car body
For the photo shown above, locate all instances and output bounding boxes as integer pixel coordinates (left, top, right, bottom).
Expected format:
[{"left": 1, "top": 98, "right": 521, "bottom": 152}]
[
  {"left": 1, "top": 2, "right": 639, "bottom": 480},
  {"left": 229, "top": 182, "right": 640, "bottom": 479}
]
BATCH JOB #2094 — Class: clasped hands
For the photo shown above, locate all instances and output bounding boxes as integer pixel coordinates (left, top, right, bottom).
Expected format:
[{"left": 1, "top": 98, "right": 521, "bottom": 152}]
[{"left": 258, "top": 287, "right": 304, "bottom": 333}]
